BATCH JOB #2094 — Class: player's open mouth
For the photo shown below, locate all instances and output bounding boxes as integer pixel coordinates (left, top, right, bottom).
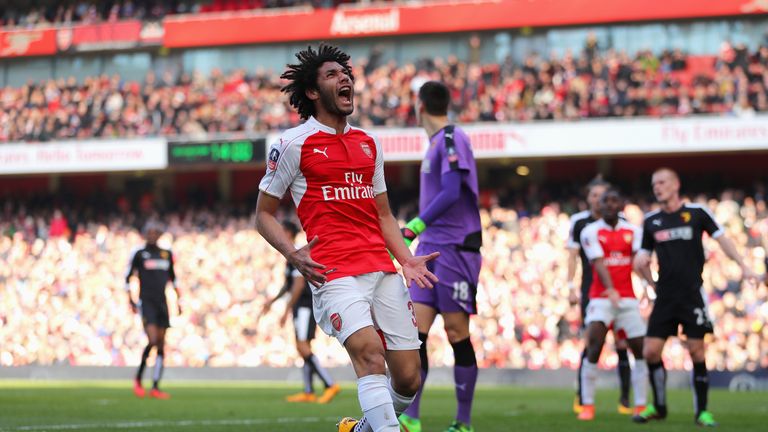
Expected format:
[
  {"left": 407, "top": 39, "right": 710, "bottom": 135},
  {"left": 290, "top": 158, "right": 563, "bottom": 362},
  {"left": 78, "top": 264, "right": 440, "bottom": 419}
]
[{"left": 338, "top": 86, "right": 352, "bottom": 103}]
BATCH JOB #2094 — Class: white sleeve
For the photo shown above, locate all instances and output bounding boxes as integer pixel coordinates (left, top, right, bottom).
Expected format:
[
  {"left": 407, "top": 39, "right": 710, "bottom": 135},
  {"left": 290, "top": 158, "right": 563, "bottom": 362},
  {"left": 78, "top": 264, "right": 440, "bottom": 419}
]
[
  {"left": 259, "top": 137, "right": 300, "bottom": 199},
  {"left": 372, "top": 136, "right": 387, "bottom": 195},
  {"left": 580, "top": 225, "right": 604, "bottom": 261},
  {"left": 567, "top": 215, "right": 580, "bottom": 250},
  {"left": 632, "top": 225, "right": 643, "bottom": 253}
]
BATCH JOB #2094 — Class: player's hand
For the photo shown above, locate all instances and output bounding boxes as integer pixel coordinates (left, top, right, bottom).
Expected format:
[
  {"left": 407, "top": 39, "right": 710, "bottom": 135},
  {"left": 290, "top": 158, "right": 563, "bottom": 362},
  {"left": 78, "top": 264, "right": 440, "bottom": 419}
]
[
  {"left": 288, "top": 236, "right": 327, "bottom": 288},
  {"left": 607, "top": 289, "right": 620, "bottom": 309},
  {"left": 402, "top": 252, "right": 440, "bottom": 289},
  {"left": 567, "top": 282, "right": 579, "bottom": 305}
]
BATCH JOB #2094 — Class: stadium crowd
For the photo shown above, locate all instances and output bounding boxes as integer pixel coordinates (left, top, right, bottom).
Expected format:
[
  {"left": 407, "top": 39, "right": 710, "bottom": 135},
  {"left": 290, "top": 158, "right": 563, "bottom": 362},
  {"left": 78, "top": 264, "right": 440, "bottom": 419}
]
[
  {"left": 1, "top": 39, "right": 767, "bottom": 142},
  {"left": 1, "top": 191, "right": 766, "bottom": 371},
  {"left": 1, "top": 0, "right": 359, "bottom": 28}
]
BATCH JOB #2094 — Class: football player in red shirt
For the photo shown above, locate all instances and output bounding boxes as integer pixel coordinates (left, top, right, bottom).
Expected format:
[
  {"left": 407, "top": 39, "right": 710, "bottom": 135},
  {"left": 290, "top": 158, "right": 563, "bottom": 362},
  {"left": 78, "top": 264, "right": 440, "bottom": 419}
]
[
  {"left": 577, "top": 188, "right": 648, "bottom": 421},
  {"left": 255, "top": 44, "right": 439, "bottom": 432}
]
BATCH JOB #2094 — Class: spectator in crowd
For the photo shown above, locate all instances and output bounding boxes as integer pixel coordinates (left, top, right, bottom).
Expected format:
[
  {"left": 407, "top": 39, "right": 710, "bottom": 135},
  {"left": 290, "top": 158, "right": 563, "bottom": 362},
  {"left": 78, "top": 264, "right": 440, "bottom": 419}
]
[
  {"left": 1, "top": 189, "right": 765, "bottom": 372},
  {"left": 1, "top": 40, "right": 766, "bottom": 143},
  {"left": 0, "top": 0, "right": 361, "bottom": 28}
]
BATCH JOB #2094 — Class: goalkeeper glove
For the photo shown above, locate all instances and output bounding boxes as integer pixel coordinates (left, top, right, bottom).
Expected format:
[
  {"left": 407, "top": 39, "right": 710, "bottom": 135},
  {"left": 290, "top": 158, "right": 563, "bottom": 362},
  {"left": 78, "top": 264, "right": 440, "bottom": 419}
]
[{"left": 401, "top": 217, "right": 426, "bottom": 248}]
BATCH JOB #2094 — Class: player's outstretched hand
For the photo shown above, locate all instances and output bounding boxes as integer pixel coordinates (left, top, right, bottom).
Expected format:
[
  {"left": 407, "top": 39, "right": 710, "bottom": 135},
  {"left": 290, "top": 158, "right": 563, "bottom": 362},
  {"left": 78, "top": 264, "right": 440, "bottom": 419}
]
[
  {"left": 567, "top": 282, "right": 579, "bottom": 306},
  {"left": 289, "top": 236, "right": 327, "bottom": 288},
  {"left": 402, "top": 252, "right": 440, "bottom": 289}
]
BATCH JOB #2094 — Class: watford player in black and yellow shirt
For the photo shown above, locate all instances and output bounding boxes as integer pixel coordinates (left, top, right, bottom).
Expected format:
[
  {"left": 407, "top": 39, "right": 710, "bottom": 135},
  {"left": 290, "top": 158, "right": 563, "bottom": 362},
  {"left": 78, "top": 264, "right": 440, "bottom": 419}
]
[
  {"left": 126, "top": 222, "right": 181, "bottom": 399},
  {"left": 633, "top": 168, "right": 758, "bottom": 427}
]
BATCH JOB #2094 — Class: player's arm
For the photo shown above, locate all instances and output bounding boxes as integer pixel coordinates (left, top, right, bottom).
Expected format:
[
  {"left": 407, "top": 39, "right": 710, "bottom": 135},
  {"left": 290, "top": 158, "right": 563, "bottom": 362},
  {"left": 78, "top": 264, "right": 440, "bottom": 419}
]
[
  {"left": 402, "top": 132, "right": 470, "bottom": 246},
  {"left": 256, "top": 139, "right": 326, "bottom": 287},
  {"left": 255, "top": 192, "right": 327, "bottom": 287},
  {"left": 125, "top": 250, "right": 140, "bottom": 313},
  {"left": 280, "top": 274, "right": 306, "bottom": 326},
  {"left": 376, "top": 192, "right": 439, "bottom": 288},
  {"left": 567, "top": 249, "right": 579, "bottom": 297},
  {"left": 402, "top": 170, "right": 462, "bottom": 246},
  {"left": 629, "top": 225, "right": 651, "bottom": 301},
  {"left": 580, "top": 226, "right": 619, "bottom": 307},
  {"left": 371, "top": 136, "right": 439, "bottom": 287},
  {"left": 168, "top": 250, "right": 182, "bottom": 315},
  {"left": 566, "top": 217, "right": 581, "bottom": 304},
  {"left": 633, "top": 219, "right": 657, "bottom": 293},
  {"left": 698, "top": 206, "right": 758, "bottom": 280},
  {"left": 716, "top": 235, "right": 758, "bottom": 280},
  {"left": 592, "top": 257, "right": 620, "bottom": 307},
  {"left": 633, "top": 250, "right": 656, "bottom": 290},
  {"left": 261, "top": 278, "right": 291, "bottom": 317}
]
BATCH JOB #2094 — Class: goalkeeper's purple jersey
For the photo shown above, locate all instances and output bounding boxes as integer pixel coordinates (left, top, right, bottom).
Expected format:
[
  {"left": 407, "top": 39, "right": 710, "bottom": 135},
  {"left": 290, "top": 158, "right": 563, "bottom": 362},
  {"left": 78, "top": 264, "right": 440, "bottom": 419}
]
[{"left": 418, "top": 126, "right": 481, "bottom": 246}]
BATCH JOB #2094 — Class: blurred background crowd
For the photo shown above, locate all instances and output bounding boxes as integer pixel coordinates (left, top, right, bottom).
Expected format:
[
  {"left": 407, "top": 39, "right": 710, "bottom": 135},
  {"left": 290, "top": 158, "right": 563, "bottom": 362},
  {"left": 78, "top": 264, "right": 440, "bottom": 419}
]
[
  {"left": 2, "top": 189, "right": 766, "bottom": 372},
  {"left": 1, "top": 38, "right": 767, "bottom": 142},
  {"left": 0, "top": 0, "right": 367, "bottom": 28}
]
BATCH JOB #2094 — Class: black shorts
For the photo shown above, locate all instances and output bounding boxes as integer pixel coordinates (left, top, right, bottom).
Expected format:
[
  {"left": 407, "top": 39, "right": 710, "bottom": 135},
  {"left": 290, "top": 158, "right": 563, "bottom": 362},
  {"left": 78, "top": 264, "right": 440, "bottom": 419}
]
[
  {"left": 141, "top": 301, "right": 170, "bottom": 328},
  {"left": 293, "top": 306, "right": 317, "bottom": 342},
  {"left": 646, "top": 291, "right": 713, "bottom": 339}
]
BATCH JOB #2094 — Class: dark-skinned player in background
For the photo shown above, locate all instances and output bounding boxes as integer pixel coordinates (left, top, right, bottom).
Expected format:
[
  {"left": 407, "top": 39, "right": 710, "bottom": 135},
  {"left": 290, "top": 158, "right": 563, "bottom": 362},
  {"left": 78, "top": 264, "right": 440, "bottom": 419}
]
[
  {"left": 577, "top": 187, "right": 648, "bottom": 421},
  {"left": 126, "top": 222, "right": 181, "bottom": 399}
]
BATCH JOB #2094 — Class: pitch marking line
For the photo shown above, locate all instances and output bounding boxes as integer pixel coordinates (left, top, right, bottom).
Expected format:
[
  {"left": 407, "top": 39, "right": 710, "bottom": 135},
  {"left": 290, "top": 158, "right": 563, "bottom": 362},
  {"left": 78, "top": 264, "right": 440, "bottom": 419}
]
[{"left": 1, "top": 416, "right": 340, "bottom": 431}]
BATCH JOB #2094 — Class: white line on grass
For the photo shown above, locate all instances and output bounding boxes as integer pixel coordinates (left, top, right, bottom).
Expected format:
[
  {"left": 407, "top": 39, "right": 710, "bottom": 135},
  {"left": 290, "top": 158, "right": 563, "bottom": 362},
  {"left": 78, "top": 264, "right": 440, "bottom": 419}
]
[{"left": 2, "top": 416, "right": 340, "bottom": 431}]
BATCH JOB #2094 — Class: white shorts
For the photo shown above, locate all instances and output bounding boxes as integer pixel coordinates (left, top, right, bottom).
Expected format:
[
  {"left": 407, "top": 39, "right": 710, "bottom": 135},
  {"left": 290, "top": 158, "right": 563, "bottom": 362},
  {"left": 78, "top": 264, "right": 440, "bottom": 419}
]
[
  {"left": 312, "top": 271, "right": 420, "bottom": 350},
  {"left": 585, "top": 298, "right": 646, "bottom": 339}
]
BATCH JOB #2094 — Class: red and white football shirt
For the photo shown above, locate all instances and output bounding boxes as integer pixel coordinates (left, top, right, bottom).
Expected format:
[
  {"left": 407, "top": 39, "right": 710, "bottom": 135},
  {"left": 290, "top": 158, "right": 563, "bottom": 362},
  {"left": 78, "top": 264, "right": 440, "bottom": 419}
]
[
  {"left": 259, "top": 116, "right": 395, "bottom": 281},
  {"left": 580, "top": 219, "right": 641, "bottom": 299}
]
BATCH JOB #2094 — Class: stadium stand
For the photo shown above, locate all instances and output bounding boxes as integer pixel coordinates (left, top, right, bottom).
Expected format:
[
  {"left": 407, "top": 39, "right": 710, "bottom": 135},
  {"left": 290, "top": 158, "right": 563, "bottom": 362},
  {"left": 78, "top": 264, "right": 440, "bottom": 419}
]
[
  {"left": 1, "top": 191, "right": 766, "bottom": 371},
  {"left": 0, "top": 0, "right": 372, "bottom": 28},
  {"left": 1, "top": 40, "right": 766, "bottom": 142}
]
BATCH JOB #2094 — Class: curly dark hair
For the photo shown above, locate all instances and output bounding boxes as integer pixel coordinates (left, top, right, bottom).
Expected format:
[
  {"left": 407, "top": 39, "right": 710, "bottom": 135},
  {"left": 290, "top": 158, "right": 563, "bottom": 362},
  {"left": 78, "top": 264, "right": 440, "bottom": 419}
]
[{"left": 280, "top": 43, "right": 354, "bottom": 120}]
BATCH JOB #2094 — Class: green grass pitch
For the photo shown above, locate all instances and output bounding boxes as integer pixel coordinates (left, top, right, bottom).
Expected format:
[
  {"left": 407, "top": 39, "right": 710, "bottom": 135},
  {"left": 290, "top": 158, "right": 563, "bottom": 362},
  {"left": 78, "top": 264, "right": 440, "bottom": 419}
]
[{"left": 0, "top": 381, "right": 765, "bottom": 431}]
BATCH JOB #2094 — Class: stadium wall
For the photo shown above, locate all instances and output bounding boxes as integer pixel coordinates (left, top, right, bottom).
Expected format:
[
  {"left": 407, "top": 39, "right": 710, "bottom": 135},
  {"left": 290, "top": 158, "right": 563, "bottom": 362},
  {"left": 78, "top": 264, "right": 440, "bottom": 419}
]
[
  {"left": 266, "top": 115, "right": 768, "bottom": 162},
  {"left": 162, "top": 0, "right": 768, "bottom": 48},
  {"left": 2, "top": 366, "right": 766, "bottom": 391},
  {"left": 3, "top": 116, "right": 767, "bottom": 177}
]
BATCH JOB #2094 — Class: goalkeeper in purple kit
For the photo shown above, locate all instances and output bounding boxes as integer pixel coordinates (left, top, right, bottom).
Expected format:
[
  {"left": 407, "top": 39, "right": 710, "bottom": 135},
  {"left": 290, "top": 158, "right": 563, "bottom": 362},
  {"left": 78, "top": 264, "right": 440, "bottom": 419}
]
[{"left": 399, "top": 81, "right": 482, "bottom": 432}]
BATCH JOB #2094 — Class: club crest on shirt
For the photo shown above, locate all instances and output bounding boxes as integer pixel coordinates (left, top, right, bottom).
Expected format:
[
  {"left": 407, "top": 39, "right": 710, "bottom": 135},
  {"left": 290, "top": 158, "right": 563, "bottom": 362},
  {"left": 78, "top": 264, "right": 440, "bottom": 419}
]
[
  {"left": 330, "top": 313, "right": 342, "bottom": 331},
  {"left": 681, "top": 211, "right": 691, "bottom": 223},
  {"left": 447, "top": 145, "right": 459, "bottom": 163},
  {"left": 360, "top": 142, "right": 373, "bottom": 159},
  {"left": 160, "top": 250, "right": 169, "bottom": 259},
  {"left": 268, "top": 148, "right": 279, "bottom": 170},
  {"left": 623, "top": 233, "right": 633, "bottom": 244}
]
